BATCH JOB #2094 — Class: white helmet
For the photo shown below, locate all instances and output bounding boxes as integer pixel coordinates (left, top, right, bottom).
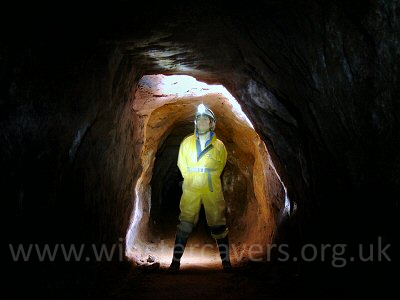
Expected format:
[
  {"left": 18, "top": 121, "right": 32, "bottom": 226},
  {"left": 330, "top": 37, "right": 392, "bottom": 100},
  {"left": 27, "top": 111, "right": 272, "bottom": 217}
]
[
  {"left": 195, "top": 104, "right": 216, "bottom": 131},
  {"left": 195, "top": 103, "right": 216, "bottom": 122}
]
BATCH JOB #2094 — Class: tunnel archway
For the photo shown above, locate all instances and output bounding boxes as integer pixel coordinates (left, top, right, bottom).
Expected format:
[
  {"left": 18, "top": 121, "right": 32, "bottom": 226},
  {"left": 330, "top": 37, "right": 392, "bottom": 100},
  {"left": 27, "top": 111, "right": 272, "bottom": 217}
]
[
  {"left": 125, "top": 74, "right": 286, "bottom": 268},
  {"left": 3, "top": 1, "right": 399, "bottom": 298}
]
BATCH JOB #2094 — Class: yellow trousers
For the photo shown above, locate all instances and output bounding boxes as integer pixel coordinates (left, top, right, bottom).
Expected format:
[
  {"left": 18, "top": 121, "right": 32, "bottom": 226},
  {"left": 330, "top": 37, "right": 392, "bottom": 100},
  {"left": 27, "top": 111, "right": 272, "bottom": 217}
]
[{"left": 178, "top": 187, "right": 228, "bottom": 239}]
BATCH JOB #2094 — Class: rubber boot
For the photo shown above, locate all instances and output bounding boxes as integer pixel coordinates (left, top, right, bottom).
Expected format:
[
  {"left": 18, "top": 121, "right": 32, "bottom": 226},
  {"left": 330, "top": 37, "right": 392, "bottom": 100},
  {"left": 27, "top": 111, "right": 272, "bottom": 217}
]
[
  {"left": 216, "top": 235, "right": 232, "bottom": 272},
  {"left": 168, "top": 234, "right": 188, "bottom": 273}
]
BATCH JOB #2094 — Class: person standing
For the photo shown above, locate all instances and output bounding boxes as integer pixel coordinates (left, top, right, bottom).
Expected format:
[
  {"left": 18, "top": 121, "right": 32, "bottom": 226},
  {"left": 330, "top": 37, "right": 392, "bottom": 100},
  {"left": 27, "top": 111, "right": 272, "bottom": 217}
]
[{"left": 168, "top": 103, "right": 232, "bottom": 273}]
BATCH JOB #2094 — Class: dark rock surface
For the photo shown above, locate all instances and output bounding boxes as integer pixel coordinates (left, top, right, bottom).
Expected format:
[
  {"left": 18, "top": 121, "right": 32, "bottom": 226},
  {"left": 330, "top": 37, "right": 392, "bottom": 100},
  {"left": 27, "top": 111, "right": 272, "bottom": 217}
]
[{"left": 1, "top": 1, "right": 398, "bottom": 298}]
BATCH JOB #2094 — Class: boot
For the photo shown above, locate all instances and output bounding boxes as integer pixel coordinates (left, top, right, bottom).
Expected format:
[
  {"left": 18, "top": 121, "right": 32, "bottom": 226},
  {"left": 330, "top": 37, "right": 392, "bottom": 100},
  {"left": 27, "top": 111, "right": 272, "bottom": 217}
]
[
  {"left": 168, "top": 234, "right": 188, "bottom": 273},
  {"left": 216, "top": 235, "right": 232, "bottom": 272}
]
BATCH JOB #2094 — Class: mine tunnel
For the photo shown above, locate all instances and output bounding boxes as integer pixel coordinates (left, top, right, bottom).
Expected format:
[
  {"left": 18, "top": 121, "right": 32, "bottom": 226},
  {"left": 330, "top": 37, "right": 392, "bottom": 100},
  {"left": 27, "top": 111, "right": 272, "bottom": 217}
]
[
  {"left": 2, "top": 1, "right": 399, "bottom": 299},
  {"left": 125, "top": 75, "right": 285, "bottom": 270}
]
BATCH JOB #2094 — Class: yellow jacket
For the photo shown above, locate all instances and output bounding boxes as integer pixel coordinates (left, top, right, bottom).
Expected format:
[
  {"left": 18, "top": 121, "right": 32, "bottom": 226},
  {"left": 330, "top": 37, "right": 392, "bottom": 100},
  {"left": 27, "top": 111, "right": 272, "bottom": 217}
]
[{"left": 178, "top": 130, "right": 227, "bottom": 192}]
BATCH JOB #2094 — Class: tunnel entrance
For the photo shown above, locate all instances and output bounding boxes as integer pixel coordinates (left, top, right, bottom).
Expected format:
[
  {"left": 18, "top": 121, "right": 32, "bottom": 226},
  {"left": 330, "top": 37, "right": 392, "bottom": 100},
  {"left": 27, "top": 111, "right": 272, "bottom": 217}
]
[
  {"left": 125, "top": 75, "right": 286, "bottom": 269},
  {"left": 149, "top": 123, "right": 189, "bottom": 237}
]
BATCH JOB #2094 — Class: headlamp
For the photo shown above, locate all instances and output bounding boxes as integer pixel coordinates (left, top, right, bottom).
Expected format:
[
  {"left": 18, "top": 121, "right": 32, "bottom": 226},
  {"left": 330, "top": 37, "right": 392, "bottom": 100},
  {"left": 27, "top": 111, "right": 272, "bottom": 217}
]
[{"left": 197, "top": 103, "right": 206, "bottom": 114}]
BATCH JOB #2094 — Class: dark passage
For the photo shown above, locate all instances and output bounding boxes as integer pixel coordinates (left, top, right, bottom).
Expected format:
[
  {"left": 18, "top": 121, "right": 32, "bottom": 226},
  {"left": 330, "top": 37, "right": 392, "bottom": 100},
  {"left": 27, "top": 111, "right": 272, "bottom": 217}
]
[
  {"left": 150, "top": 124, "right": 190, "bottom": 236},
  {"left": 2, "top": 1, "right": 399, "bottom": 299}
]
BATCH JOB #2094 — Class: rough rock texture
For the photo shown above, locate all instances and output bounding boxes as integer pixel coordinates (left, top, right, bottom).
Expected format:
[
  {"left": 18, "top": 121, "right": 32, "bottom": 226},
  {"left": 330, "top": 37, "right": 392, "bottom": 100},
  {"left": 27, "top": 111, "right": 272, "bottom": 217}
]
[
  {"left": 1, "top": 0, "right": 399, "bottom": 298},
  {"left": 127, "top": 75, "right": 284, "bottom": 264}
]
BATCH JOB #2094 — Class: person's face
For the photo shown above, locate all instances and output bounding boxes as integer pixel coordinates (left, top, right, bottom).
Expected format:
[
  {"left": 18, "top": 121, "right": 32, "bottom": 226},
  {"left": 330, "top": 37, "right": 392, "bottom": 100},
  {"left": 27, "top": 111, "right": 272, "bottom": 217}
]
[{"left": 196, "top": 115, "right": 211, "bottom": 134}]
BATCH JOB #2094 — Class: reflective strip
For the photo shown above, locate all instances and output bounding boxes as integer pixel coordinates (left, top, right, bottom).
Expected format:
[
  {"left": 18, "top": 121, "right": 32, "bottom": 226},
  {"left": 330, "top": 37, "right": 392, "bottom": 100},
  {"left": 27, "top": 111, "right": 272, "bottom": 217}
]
[
  {"left": 208, "top": 172, "right": 214, "bottom": 192},
  {"left": 188, "top": 167, "right": 216, "bottom": 173},
  {"left": 187, "top": 167, "right": 216, "bottom": 192}
]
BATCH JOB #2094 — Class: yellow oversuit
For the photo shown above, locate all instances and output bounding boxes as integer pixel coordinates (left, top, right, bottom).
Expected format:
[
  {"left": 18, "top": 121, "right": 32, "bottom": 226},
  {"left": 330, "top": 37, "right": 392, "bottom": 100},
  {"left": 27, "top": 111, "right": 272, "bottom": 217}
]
[{"left": 177, "top": 130, "right": 228, "bottom": 239}]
